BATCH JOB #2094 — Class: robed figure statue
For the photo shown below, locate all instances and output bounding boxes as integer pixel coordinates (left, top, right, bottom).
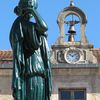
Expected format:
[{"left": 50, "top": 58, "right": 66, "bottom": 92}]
[{"left": 10, "top": 0, "right": 52, "bottom": 100}]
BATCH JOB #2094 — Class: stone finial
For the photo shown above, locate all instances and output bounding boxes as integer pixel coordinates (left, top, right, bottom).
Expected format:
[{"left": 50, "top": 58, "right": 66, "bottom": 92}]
[{"left": 70, "top": 0, "right": 74, "bottom": 6}]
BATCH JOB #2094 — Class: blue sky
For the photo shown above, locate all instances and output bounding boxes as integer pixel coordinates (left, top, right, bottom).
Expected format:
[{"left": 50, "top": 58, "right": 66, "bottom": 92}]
[{"left": 0, "top": 0, "right": 100, "bottom": 50}]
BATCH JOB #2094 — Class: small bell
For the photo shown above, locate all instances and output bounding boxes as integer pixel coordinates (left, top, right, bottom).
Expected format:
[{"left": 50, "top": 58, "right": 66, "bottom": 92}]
[
  {"left": 67, "top": 25, "right": 76, "bottom": 42},
  {"left": 68, "top": 25, "right": 76, "bottom": 33},
  {"left": 64, "top": 15, "right": 79, "bottom": 42}
]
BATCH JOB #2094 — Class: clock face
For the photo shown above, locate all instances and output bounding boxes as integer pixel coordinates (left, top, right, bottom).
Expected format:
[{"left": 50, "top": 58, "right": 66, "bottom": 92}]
[{"left": 65, "top": 50, "right": 80, "bottom": 63}]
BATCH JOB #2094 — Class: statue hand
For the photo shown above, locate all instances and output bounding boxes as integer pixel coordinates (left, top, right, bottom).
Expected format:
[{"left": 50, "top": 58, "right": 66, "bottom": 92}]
[{"left": 31, "top": 8, "right": 38, "bottom": 16}]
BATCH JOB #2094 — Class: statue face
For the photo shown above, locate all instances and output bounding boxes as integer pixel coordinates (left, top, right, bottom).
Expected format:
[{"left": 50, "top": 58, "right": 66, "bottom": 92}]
[
  {"left": 22, "top": 9, "right": 33, "bottom": 20},
  {"left": 15, "top": 0, "right": 38, "bottom": 17}
]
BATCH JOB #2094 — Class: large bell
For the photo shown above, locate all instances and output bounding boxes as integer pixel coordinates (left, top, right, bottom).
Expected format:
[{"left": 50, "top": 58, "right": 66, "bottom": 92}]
[{"left": 68, "top": 25, "right": 76, "bottom": 33}]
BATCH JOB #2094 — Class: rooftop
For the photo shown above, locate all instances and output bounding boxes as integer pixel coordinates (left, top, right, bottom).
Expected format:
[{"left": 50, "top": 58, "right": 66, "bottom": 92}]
[
  {"left": 0, "top": 49, "right": 100, "bottom": 68},
  {"left": 0, "top": 50, "right": 12, "bottom": 64}
]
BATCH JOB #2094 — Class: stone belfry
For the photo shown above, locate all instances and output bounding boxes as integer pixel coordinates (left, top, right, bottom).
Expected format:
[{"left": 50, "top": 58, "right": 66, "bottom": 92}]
[
  {"left": 51, "top": 1, "right": 97, "bottom": 64},
  {"left": 57, "top": 1, "right": 88, "bottom": 45}
]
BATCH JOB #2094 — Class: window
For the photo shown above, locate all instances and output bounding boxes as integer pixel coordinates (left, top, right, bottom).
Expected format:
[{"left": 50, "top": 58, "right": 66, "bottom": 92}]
[{"left": 59, "top": 89, "right": 86, "bottom": 100}]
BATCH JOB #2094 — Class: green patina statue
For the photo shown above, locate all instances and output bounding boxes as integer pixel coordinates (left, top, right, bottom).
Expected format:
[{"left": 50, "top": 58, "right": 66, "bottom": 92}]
[{"left": 10, "top": 0, "right": 52, "bottom": 100}]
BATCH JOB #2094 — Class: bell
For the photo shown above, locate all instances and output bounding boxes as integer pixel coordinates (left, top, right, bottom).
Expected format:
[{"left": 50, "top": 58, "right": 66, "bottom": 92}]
[{"left": 68, "top": 25, "right": 76, "bottom": 34}]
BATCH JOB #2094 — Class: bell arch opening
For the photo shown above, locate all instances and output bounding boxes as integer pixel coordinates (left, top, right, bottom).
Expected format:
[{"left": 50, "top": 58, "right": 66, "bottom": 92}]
[
  {"left": 64, "top": 14, "right": 80, "bottom": 42},
  {"left": 57, "top": 6, "right": 88, "bottom": 44}
]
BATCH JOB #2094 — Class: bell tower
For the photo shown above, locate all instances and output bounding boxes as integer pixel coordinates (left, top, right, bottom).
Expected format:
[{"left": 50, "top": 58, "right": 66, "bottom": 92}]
[
  {"left": 51, "top": 1, "right": 97, "bottom": 64},
  {"left": 56, "top": 1, "right": 89, "bottom": 45}
]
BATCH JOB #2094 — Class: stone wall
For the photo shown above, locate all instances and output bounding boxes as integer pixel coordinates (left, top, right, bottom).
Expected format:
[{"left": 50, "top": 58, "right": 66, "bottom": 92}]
[
  {"left": 51, "top": 67, "right": 100, "bottom": 100},
  {"left": 0, "top": 95, "right": 13, "bottom": 100},
  {"left": 0, "top": 66, "right": 100, "bottom": 100},
  {"left": 0, "top": 69, "right": 12, "bottom": 100}
]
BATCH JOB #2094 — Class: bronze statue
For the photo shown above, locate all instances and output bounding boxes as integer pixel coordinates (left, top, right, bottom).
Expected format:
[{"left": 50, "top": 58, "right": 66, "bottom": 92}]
[{"left": 10, "top": 0, "right": 52, "bottom": 100}]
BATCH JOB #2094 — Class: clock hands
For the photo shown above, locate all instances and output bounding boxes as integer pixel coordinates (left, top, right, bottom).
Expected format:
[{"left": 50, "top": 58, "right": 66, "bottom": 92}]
[{"left": 66, "top": 50, "right": 80, "bottom": 63}]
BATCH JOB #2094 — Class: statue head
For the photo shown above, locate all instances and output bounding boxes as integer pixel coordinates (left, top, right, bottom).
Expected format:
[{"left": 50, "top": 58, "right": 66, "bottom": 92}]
[
  {"left": 14, "top": 0, "right": 38, "bottom": 16},
  {"left": 19, "top": 0, "right": 38, "bottom": 10}
]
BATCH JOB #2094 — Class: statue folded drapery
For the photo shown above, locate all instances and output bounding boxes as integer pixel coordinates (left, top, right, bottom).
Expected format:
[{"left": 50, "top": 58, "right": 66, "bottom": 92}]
[{"left": 10, "top": 0, "right": 52, "bottom": 100}]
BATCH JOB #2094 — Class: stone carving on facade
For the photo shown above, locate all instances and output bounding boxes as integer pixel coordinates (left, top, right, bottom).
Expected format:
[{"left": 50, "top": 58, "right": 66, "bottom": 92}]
[{"left": 57, "top": 50, "right": 65, "bottom": 63}]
